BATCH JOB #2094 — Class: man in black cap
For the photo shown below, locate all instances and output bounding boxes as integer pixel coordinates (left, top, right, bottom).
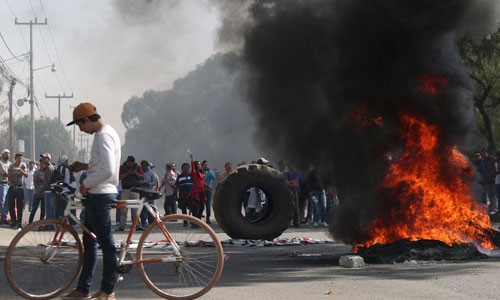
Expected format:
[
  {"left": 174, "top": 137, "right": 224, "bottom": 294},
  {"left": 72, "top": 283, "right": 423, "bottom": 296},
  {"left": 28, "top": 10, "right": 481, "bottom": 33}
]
[{"left": 116, "top": 155, "right": 144, "bottom": 231}]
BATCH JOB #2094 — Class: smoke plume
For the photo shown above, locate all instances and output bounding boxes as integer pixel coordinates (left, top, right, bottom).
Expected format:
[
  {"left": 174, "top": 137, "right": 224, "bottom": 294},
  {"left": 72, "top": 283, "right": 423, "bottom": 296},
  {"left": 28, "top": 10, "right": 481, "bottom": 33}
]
[{"left": 218, "top": 0, "right": 500, "bottom": 244}]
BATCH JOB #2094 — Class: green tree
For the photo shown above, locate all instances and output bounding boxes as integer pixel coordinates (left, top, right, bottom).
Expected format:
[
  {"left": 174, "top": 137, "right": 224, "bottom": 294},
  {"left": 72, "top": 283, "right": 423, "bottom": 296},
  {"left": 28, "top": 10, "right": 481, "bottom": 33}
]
[
  {"left": 460, "top": 28, "right": 500, "bottom": 152},
  {"left": 13, "top": 115, "right": 77, "bottom": 160},
  {"left": 121, "top": 53, "right": 260, "bottom": 168}
]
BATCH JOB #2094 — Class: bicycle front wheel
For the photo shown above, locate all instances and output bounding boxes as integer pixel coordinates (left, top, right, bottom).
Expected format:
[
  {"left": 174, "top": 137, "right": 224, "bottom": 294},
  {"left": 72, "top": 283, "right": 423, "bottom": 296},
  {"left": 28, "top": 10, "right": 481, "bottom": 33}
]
[
  {"left": 137, "top": 214, "right": 224, "bottom": 299},
  {"left": 4, "top": 219, "right": 83, "bottom": 300}
]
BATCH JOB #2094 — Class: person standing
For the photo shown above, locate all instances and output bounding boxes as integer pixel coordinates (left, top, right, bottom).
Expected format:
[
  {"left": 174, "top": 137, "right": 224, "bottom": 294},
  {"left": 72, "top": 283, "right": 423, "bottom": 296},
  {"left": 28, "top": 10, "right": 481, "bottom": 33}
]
[
  {"left": 219, "top": 162, "right": 233, "bottom": 181},
  {"left": 202, "top": 160, "right": 216, "bottom": 224},
  {"left": 0, "top": 149, "right": 11, "bottom": 224},
  {"left": 7, "top": 153, "right": 27, "bottom": 229},
  {"left": 188, "top": 153, "right": 208, "bottom": 224},
  {"left": 480, "top": 150, "right": 498, "bottom": 214},
  {"left": 138, "top": 160, "right": 158, "bottom": 229},
  {"left": 116, "top": 156, "right": 144, "bottom": 231},
  {"left": 23, "top": 161, "right": 36, "bottom": 212},
  {"left": 63, "top": 102, "right": 121, "bottom": 300},
  {"left": 29, "top": 158, "right": 46, "bottom": 224},
  {"left": 175, "top": 163, "right": 193, "bottom": 226},
  {"left": 307, "top": 162, "right": 327, "bottom": 227},
  {"left": 283, "top": 163, "right": 301, "bottom": 227},
  {"left": 40, "top": 153, "right": 55, "bottom": 224},
  {"left": 54, "top": 155, "right": 76, "bottom": 218},
  {"left": 159, "top": 163, "right": 177, "bottom": 216}
]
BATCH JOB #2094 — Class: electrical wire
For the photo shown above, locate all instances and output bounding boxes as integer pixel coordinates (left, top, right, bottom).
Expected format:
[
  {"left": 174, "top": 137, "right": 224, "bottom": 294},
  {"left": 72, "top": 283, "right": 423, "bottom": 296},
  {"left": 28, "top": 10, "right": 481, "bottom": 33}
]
[
  {"left": 3, "top": 0, "right": 16, "bottom": 17},
  {"left": 38, "top": 0, "right": 73, "bottom": 92},
  {"left": 0, "top": 33, "right": 25, "bottom": 61}
]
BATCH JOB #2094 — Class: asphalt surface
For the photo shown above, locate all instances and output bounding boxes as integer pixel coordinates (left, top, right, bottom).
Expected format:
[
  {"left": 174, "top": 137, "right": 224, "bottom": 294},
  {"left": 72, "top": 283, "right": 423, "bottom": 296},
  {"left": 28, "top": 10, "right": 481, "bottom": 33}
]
[{"left": 1, "top": 206, "right": 500, "bottom": 300}]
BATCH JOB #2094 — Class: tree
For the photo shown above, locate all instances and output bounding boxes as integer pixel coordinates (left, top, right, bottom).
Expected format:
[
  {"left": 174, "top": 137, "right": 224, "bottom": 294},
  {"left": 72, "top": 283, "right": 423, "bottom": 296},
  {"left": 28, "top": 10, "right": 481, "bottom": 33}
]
[
  {"left": 459, "top": 28, "right": 500, "bottom": 152},
  {"left": 13, "top": 115, "right": 77, "bottom": 160},
  {"left": 121, "top": 53, "right": 260, "bottom": 169}
]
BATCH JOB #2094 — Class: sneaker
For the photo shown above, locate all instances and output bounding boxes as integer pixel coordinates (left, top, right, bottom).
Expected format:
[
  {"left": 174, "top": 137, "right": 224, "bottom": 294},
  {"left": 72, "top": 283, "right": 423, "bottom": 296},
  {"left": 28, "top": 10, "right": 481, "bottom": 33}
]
[
  {"left": 321, "top": 222, "right": 328, "bottom": 227},
  {"left": 9, "top": 222, "right": 17, "bottom": 228},
  {"left": 206, "top": 220, "right": 212, "bottom": 224},
  {"left": 90, "top": 291, "right": 116, "bottom": 300},
  {"left": 62, "top": 288, "right": 91, "bottom": 299},
  {"left": 114, "top": 227, "right": 125, "bottom": 232},
  {"left": 183, "top": 221, "right": 189, "bottom": 227},
  {"left": 313, "top": 222, "right": 318, "bottom": 227},
  {"left": 136, "top": 226, "right": 145, "bottom": 231}
]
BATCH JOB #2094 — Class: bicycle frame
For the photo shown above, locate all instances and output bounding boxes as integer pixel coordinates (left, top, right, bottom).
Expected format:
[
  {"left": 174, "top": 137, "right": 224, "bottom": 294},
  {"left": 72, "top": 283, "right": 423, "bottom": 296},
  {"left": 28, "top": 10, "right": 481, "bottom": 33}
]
[
  {"left": 6, "top": 185, "right": 225, "bottom": 300},
  {"left": 54, "top": 192, "right": 183, "bottom": 269}
]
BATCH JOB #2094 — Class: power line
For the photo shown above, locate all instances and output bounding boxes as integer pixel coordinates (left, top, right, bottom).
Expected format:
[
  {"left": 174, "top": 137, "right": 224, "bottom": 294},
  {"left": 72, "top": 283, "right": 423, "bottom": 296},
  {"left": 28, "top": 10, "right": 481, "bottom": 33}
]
[
  {"left": 38, "top": 0, "right": 72, "bottom": 92},
  {"left": 3, "top": 0, "right": 16, "bottom": 18},
  {"left": 0, "top": 33, "right": 25, "bottom": 61}
]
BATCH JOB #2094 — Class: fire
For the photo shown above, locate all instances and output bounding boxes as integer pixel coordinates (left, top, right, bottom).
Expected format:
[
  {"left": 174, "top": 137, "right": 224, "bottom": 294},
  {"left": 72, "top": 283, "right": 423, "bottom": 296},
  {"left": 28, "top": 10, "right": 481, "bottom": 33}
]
[
  {"left": 419, "top": 74, "right": 449, "bottom": 95},
  {"left": 354, "top": 113, "right": 497, "bottom": 252}
]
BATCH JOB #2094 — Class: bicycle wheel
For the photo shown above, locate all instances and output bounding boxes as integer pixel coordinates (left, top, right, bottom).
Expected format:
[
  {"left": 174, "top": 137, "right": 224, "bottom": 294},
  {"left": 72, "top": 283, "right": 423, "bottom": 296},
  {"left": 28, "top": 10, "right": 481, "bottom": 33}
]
[
  {"left": 137, "top": 214, "right": 224, "bottom": 299},
  {"left": 5, "top": 219, "right": 83, "bottom": 300}
]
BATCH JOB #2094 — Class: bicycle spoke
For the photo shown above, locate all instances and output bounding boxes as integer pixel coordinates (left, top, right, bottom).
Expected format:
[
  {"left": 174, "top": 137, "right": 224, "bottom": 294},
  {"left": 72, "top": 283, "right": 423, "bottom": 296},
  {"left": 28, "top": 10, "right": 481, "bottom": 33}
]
[
  {"left": 5, "top": 220, "right": 83, "bottom": 300},
  {"left": 136, "top": 214, "right": 224, "bottom": 299}
]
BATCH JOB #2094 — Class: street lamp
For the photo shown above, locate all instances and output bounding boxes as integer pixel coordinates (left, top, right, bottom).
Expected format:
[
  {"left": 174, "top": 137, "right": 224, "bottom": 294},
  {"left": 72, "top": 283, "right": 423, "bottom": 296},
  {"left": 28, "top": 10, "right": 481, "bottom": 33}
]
[{"left": 34, "top": 63, "right": 56, "bottom": 72}]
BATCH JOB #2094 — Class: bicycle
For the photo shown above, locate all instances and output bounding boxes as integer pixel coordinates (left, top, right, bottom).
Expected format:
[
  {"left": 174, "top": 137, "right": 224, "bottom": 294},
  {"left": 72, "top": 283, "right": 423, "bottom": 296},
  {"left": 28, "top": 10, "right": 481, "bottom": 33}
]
[{"left": 4, "top": 182, "right": 224, "bottom": 300}]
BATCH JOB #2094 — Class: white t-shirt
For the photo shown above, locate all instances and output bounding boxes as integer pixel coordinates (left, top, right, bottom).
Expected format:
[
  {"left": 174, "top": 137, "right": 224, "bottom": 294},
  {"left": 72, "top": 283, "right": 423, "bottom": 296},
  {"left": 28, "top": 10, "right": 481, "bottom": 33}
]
[
  {"left": 83, "top": 124, "right": 121, "bottom": 194},
  {"left": 25, "top": 168, "right": 36, "bottom": 189}
]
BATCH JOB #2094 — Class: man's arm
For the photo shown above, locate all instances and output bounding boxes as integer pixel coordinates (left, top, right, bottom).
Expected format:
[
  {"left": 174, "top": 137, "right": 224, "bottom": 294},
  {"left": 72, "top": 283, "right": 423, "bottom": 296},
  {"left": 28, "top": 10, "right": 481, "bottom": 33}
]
[{"left": 69, "top": 161, "right": 89, "bottom": 172}]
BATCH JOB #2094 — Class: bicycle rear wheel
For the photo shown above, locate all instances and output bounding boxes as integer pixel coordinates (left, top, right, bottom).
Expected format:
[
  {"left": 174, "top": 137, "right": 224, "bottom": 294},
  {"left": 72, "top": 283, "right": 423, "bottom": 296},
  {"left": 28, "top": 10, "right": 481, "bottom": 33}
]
[
  {"left": 137, "top": 214, "right": 224, "bottom": 299},
  {"left": 4, "top": 219, "right": 83, "bottom": 300}
]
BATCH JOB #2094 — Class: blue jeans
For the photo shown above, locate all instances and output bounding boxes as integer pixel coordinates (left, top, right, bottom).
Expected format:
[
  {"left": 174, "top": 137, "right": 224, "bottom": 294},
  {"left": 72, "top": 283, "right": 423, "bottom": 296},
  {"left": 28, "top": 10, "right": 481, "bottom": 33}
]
[
  {"left": 163, "top": 195, "right": 177, "bottom": 215},
  {"left": 77, "top": 193, "right": 117, "bottom": 295},
  {"left": 140, "top": 199, "right": 157, "bottom": 228},
  {"left": 312, "top": 190, "right": 327, "bottom": 223},
  {"left": 0, "top": 182, "right": 9, "bottom": 221},
  {"left": 24, "top": 188, "right": 35, "bottom": 211},
  {"left": 44, "top": 191, "right": 56, "bottom": 220}
]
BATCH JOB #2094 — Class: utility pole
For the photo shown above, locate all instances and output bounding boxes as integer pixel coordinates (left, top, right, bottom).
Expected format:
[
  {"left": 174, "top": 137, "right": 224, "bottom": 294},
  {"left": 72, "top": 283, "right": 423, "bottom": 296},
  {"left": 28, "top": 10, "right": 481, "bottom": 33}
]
[
  {"left": 79, "top": 133, "right": 85, "bottom": 161},
  {"left": 15, "top": 17, "right": 48, "bottom": 160},
  {"left": 7, "top": 78, "right": 16, "bottom": 152},
  {"left": 45, "top": 93, "right": 73, "bottom": 156},
  {"left": 69, "top": 104, "right": 76, "bottom": 158}
]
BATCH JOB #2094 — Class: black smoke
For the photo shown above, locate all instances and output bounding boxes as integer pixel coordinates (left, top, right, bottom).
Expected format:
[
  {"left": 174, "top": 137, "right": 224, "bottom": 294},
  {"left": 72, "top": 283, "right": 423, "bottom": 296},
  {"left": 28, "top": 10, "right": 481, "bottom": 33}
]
[{"left": 218, "top": 0, "right": 500, "bottom": 244}]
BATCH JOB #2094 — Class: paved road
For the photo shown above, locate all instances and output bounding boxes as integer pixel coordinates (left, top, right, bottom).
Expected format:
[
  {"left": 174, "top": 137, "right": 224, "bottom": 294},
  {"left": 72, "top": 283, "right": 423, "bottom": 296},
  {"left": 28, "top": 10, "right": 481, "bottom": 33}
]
[{"left": 1, "top": 207, "right": 500, "bottom": 299}]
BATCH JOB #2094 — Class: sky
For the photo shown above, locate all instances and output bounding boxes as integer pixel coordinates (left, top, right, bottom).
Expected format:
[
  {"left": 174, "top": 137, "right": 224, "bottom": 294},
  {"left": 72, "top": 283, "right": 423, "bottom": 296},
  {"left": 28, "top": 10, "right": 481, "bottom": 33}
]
[{"left": 0, "top": 0, "right": 221, "bottom": 144}]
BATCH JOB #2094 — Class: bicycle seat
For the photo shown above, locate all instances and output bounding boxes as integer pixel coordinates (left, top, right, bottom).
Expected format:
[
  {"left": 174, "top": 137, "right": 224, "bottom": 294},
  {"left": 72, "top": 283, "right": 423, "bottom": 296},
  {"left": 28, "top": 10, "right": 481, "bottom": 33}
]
[
  {"left": 50, "top": 181, "right": 76, "bottom": 194},
  {"left": 130, "top": 188, "right": 163, "bottom": 200}
]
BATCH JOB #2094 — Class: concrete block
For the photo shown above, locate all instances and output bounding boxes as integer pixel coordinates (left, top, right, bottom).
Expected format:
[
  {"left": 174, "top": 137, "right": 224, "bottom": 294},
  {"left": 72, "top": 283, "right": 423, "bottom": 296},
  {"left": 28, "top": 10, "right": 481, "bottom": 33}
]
[{"left": 339, "top": 255, "right": 365, "bottom": 268}]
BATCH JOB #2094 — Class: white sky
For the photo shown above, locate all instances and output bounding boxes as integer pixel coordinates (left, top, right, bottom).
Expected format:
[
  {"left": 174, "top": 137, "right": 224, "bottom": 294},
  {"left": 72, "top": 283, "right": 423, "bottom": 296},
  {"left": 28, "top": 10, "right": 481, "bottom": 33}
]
[{"left": 0, "top": 0, "right": 220, "bottom": 144}]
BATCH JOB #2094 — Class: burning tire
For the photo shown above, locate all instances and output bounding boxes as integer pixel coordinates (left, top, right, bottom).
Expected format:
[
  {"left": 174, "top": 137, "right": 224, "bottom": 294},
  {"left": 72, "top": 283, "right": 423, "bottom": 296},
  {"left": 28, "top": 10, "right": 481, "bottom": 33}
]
[{"left": 213, "top": 164, "right": 294, "bottom": 240}]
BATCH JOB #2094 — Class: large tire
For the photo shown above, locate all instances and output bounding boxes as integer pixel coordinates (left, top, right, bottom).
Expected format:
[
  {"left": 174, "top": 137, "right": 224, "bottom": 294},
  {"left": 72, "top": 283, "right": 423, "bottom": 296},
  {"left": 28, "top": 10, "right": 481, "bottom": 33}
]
[{"left": 213, "top": 164, "right": 294, "bottom": 240}]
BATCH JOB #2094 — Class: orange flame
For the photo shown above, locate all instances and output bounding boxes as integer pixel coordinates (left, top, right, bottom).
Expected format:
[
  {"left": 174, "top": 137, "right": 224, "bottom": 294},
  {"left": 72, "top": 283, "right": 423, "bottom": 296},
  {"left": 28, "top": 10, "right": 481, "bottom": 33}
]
[
  {"left": 354, "top": 114, "right": 497, "bottom": 252},
  {"left": 419, "top": 75, "right": 449, "bottom": 95}
]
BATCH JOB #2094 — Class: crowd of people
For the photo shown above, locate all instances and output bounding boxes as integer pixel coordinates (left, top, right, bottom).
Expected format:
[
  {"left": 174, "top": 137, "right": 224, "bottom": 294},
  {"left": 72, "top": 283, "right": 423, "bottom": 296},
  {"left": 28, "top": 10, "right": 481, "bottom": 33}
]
[
  {"left": 0, "top": 148, "right": 340, "bottom": 233},
  {"left": 0, "top": 149, "right": 75, "bottom": 230}
]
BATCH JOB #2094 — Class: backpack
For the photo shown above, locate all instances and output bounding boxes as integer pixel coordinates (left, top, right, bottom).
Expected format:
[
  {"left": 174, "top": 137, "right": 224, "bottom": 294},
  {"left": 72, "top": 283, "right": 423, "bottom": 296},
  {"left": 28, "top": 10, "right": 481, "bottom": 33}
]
[{"left": 51, "top": 164, "right": 74, "bottom": 184}]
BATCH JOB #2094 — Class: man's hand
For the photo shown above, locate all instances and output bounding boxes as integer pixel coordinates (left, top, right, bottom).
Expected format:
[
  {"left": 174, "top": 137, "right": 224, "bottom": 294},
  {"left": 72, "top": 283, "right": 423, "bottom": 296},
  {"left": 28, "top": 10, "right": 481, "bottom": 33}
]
[
  {"left": 69, "top": 161, "right": 88, "bottom": 172},
  {"left": 80, "top": 184, "right": 88, "bottom": 196}
]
